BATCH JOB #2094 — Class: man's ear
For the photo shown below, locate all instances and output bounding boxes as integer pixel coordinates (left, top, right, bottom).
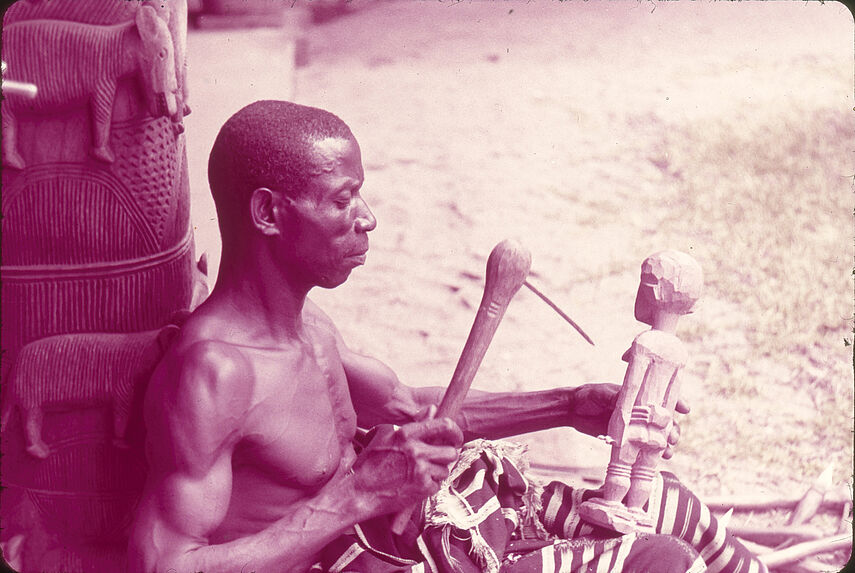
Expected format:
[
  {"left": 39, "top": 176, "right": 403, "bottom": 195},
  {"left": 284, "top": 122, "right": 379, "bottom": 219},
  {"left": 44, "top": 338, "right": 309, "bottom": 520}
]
[{"left": 250, "top": 187, "right": 283, "bottom": 236}]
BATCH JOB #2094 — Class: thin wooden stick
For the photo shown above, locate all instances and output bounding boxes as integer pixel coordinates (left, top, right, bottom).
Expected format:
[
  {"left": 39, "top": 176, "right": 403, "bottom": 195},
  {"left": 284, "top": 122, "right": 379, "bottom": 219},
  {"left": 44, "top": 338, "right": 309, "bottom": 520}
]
[
  {"left": 758, "top": 534, "right": 851, "bottom": 568},
  {"left": 1, "top": 79, "right": 38, "bottom": 98},
  {"left": 0, "top": 61, "right": 38, "bottom": 98},
  {"left": 838, "top": 501, "right": 852, "bottom": 535},
  {"left": 528, "top": 461, "right": 603, "bottom": 476},
  {"left": 522, "top": 280, "right": 595, "bottom": 346},
  {"left": 738, "top": 539, "right": 773, "bottom": 555},
  {"left": 788, "top": 464, "right": 834, "bottom": 526},
  {"left": 727, "top": 524, "right": 824, "bottom": 546},
  {"left": 796, "top": 557, "right": 844, "bottom": 573},
  {"left": 705, "top": 488, "right": 850, "bottom": 513}
]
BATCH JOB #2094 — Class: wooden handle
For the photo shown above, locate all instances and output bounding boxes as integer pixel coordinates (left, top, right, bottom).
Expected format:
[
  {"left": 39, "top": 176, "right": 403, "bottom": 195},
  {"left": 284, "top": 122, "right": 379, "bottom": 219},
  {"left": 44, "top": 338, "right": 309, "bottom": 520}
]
[
  {"left": 437, "top": 239, "right": 531, "bottom": 418},
  {"left": 390, "top": 240, "right": 531, "bottom": 535}
]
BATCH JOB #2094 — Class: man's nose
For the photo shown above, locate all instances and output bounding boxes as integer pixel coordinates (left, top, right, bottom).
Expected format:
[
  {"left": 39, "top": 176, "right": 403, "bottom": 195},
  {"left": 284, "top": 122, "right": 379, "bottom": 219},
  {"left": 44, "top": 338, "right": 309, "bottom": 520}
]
[{"left": 355, "top": 197, "right": 376, "bottom": 233}]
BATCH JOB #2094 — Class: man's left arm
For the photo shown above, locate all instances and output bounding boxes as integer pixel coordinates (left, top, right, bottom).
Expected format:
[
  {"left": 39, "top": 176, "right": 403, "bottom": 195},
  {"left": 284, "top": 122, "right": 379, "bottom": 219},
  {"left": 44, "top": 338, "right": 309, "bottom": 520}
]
[
  {"left": 344, "top": 352, "right": 686, "bottom": 458},
  {"left": 341, "top": 345, "right": 618, "bottom": 440},
  {"left": 305, "top": 300, "right": 682, "bottom": 446}
]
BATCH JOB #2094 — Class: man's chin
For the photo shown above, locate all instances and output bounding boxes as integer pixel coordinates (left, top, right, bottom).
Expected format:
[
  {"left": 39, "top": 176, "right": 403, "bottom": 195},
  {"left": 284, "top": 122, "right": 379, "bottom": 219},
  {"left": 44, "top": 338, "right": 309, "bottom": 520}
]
[
  {"left": 316, "top": 269, "right": 353, "bottom": 289},
  {"left": 313, "top": 255, "right": 369, "bottom": 288}
]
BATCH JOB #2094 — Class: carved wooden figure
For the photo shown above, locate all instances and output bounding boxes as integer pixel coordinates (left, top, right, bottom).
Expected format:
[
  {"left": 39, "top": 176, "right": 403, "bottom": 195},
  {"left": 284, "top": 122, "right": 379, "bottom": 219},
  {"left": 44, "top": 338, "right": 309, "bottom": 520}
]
[
  {"left": 0, "top": 2, "right": 193, "bottom": 571},
  {"left": 2, "top": 5, "right": 181, "bottom": 169},
  {"left": 2, "top": 326, "right": 180, "bottom": 459},
  {"left": 2, "top": 2, "right": 194, "bottom": 365},
  {"left": 579, "top": 250, "right": 703, "bottom": 533}
]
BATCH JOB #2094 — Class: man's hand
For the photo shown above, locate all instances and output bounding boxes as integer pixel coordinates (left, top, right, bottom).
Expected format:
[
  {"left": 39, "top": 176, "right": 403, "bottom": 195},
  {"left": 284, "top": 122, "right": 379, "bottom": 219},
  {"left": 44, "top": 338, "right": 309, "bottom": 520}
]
[
  {"left": 662, "top": 405, "right": 688, "bottom": 459},
  {"left": 568, "top": 383, "right": 621, "bottom": 438},
  {"left": 352, "top": 416, "right": 463, "bottom": 513},
  {"left": 569, "top": 384, "right": 690, "bottom": 457}
]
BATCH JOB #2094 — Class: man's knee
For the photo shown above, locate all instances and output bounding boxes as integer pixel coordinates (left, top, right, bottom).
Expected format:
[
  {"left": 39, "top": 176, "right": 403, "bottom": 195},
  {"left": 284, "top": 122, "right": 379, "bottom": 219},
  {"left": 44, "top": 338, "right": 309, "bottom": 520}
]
[{"left": 623, "top": 534, "right": 702, "bottom": 573}]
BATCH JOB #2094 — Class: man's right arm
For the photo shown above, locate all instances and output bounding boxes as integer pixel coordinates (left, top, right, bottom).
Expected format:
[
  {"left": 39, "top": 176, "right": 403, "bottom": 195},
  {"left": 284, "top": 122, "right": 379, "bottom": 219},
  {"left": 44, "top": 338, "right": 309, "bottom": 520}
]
[
  {"left": 130, "top": 455, "right": 387, "bottom": 573},
  {"left": 128, "top": 341, "right": 462, "bottom": 573}
]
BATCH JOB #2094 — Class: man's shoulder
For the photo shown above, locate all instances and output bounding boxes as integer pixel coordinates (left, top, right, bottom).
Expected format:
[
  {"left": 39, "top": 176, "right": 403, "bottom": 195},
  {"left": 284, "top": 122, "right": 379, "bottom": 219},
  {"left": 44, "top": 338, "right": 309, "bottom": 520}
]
[
  {"left": 143, "top": 335, "right": 254, "bottom": 455},
  {"left": 153, "top": 317, "right": 256, "bottom": 409},
  {"left": 170, "top": 327, "right": 251, "bottom": 380}
]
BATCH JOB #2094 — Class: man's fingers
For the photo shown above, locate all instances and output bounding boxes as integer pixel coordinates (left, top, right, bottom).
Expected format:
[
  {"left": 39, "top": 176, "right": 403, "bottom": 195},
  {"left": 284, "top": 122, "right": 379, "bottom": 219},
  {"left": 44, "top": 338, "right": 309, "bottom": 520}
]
[
  {"left": 413, "top": 449, "right": 458, "bottom": 491},
  {"left": 425, "top": 445, "right": 459, "bottom": 465},
  {"left": 416, "top": 404, "right": 437, "bottom": 422},
  {"left": 427, "top": 461, "right": 453, "bottom": 483},
  {"left": 662, "top": 422, "right": 681, "bottom": 460},
  {"left": 675, "top": 399, "right": 690, "bottom": 415},
  {"left": 400, "top": 417, "right": 464, "bottom": 447},
  {"left": 668, "top": 422, "right": 681, "bottom": 446}
]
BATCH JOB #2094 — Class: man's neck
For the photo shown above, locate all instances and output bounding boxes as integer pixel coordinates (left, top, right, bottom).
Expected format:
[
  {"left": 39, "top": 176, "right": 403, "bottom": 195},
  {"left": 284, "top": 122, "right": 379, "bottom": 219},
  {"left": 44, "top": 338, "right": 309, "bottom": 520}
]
[{"left": 209, "top": 248, "right": 312, "bottom": 345}]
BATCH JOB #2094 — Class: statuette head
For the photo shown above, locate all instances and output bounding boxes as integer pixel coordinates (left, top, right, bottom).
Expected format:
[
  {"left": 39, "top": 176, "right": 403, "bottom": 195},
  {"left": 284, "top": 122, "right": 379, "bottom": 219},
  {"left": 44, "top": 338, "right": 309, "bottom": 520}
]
[{"left": 634, "top": 250, "right": 703, "bottom": 325}]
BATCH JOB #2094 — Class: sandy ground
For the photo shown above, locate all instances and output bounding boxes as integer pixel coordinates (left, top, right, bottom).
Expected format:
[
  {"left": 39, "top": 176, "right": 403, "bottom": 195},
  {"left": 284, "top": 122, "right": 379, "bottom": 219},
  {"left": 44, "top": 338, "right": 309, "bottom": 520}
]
[{"left": 182, "top": 0, "right": 854, "bottom": 555}]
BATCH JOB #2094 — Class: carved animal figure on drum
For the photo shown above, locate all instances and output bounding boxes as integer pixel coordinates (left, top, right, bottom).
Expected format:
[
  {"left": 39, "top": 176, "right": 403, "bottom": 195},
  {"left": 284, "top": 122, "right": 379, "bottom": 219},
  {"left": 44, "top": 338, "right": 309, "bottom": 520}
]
[
  {"left": 1, "top": 325, "right": 180, "bottom": 459},
  {"left": 1, "top": 5, "right": 180, "bottom": 169},
  {"left": 580, "top": 250, "right": 703, "bottom": 533}
]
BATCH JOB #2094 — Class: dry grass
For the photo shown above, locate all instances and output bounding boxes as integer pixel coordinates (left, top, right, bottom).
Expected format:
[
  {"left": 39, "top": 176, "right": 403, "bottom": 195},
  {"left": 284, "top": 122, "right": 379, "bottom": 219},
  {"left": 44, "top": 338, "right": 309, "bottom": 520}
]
[
  {"left": 659, "top": 104, "right": 853, "bottom": 473},
  {"left": 653, "top": 105, "right": 854, "bottom": 572}
]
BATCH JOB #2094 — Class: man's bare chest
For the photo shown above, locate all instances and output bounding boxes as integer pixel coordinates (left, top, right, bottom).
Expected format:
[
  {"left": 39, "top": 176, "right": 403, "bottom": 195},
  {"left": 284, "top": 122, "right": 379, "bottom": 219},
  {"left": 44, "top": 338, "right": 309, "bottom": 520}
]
[{"left": 235, "top": 338, "right": 358, "bottom": 490}]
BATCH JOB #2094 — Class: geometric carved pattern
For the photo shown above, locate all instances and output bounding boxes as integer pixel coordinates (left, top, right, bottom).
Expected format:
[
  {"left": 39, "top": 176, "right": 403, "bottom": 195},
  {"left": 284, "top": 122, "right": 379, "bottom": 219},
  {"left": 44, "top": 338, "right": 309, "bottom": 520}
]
[
  {"left": 1, "top": 231, "right": 194, "bottom": 359},
  {"left": 2, "top": 166, "right": 157, "bottom": 265},
  {"left": 110, "top": 117, "right": 180, "bottom": 246},
  {"left": 28, "top": 443, "right": 146, "bottom": 542},
  {"left": 0, "top": 2, "right": 190, "bottom": 570}
]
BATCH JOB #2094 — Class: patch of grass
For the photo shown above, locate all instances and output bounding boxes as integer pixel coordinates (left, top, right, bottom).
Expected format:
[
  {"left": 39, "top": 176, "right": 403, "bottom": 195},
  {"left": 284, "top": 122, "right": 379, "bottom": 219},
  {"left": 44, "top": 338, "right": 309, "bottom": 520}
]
[
  {"left": 662, "top": 106, "right": 852, "bottom": 373},
  {"left": 651, "top": 104, "right": 854, "bottom": 495}
]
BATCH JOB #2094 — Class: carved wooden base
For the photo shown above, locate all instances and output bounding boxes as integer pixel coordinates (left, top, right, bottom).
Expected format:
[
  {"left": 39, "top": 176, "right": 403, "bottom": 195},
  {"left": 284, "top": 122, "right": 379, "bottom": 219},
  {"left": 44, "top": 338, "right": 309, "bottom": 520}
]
[
  {"left": 578, "top": 498, "right": 655, "bottom": 535},
  {"left": 0, "top": 2, "right": 192, "bottom": 571}
]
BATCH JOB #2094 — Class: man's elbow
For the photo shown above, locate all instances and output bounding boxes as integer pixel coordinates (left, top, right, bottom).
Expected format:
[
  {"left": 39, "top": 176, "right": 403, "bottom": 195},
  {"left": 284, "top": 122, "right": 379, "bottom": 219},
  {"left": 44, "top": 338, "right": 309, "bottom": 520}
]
[
  {"left": 127, "top": 515, "right": 185, "bottom": 573},
  {"left": 127, "top": 534, "right": 156, "bottom": 573},
  {"left": 128, "top": 540, "right": 191, "bottom": 573}
]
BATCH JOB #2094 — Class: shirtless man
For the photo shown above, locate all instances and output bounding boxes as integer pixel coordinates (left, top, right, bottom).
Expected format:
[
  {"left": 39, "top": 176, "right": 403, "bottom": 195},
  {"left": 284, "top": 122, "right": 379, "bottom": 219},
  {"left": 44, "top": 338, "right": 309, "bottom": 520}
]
[{"left": 127, "top": 100, "right": 650, "bottom": 572}]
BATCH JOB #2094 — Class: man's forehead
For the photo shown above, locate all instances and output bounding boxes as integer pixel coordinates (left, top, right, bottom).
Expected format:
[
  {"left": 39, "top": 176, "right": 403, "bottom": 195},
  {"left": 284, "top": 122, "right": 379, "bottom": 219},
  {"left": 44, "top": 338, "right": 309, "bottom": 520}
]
[{"left": 308, "top": 136, "right": 362, "bottom": 173}]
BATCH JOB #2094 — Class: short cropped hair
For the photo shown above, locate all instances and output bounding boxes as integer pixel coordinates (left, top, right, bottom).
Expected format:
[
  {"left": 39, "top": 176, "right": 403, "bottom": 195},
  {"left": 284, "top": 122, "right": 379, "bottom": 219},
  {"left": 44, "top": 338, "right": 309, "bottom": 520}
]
[{"left": 208, "top": 100, "right": 354, "bottom": 239}]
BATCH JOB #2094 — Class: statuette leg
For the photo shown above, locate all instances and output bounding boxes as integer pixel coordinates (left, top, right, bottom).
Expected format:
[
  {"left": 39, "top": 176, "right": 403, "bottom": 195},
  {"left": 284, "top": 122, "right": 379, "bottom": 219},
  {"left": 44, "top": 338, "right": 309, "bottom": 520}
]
[
  {"left": 580, "top": 446, "right": 641, "bottom": 533},
  {"left": 24, "top": 408, "right": 50, "bottom": 459}
]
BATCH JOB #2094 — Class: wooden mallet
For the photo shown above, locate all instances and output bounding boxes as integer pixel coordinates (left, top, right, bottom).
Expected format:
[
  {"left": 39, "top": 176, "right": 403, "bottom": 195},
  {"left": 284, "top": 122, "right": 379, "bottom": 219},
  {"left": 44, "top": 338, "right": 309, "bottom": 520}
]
[{"left": 390, "top": 239, "right": 532, "bottom": 535}]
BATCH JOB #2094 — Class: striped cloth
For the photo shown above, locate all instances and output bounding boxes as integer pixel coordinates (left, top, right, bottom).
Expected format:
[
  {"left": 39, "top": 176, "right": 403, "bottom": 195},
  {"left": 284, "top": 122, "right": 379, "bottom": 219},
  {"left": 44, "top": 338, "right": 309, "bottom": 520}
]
[{"left": 313, "top": 440, "right": 766, "bottom": 573}]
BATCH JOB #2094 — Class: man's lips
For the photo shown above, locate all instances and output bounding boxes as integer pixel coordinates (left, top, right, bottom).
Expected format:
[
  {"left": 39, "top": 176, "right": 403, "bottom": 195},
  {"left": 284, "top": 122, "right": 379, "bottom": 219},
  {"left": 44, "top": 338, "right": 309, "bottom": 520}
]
[{"left": 347, "top": 249, "right": 368, "bottom": 265}]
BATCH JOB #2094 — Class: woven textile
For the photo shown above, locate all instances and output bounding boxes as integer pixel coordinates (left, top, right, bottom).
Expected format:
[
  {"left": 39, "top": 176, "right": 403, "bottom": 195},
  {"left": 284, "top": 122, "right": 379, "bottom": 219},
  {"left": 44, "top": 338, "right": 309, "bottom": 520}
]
[{"left": 313, "top": 440, "right": 766, "bottom": 573}]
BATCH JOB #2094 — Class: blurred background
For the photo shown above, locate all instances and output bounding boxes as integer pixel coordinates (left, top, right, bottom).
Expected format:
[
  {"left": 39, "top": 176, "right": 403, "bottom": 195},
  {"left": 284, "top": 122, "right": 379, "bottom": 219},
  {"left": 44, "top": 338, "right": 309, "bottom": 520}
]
[{"left": 182, "top": 0, "right": 852, "bottom": 557}]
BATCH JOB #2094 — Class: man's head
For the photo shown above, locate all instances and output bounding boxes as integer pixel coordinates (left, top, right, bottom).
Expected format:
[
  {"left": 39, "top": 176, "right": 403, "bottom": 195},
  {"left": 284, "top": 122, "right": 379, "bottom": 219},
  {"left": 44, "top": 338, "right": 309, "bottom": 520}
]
[
  {"left": 209, "top": 100, "right": 376, "bottom": 289},
  {"left": 634, "top": 250, "right": 703, "bottom": 325},
  {"left": 209, "top": 100, "right": 355, "bottom": 233}
]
